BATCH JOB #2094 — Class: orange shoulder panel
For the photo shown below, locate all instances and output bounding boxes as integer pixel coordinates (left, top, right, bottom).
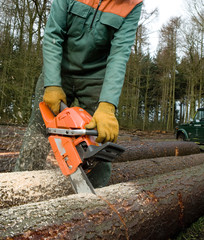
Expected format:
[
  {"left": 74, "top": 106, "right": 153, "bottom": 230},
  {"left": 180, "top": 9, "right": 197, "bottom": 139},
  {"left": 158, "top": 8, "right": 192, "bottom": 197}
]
[{"left": 76, "top": 0, "right": 143, "bottom": 18}]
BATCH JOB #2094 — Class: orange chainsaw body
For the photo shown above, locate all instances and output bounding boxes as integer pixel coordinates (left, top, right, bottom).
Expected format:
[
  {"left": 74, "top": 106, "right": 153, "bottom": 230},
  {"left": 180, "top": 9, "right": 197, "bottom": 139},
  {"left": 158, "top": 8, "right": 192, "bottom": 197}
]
[{"left": 39, "top": 102, "right": 97, "bottom": 176}]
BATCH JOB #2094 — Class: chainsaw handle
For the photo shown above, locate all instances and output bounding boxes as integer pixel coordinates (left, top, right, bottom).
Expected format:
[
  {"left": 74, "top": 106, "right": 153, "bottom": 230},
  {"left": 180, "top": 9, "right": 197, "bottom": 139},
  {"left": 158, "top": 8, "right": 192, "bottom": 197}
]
[
  {"left": 85, "top": 129, "right": 98, "bottom": 136},
  {"left": 60, "top": 101, "right": 68, "bottom": 112}
]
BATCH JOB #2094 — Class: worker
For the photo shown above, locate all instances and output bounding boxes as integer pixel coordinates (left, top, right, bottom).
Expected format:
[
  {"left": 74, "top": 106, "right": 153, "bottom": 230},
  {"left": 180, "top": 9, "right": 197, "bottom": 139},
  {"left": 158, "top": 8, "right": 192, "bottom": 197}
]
[{"left": 14, "top": 0, "right": 143, "bottom": 188}]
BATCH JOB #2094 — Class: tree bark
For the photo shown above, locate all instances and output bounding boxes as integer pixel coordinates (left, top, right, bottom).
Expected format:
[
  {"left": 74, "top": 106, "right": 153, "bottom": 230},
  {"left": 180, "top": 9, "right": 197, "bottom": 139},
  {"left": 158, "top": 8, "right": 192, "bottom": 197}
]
[
  {"left": 116, "top": 141, "right": 200, "bottom": 162},
  {"left": 0, "top": 153, "right": 204, "bottom": 209},
  {"left": 0, "top": 153, "right": 19, "bottom": 172},
  {"left": 1, "top": 162, "right": 204, "bottom": 239},
  {"left": 0, "top": 141, "right": 200, "bottom": 172},
  {"left": 110, "top": 153, "right": 204, "bottom": 185}
]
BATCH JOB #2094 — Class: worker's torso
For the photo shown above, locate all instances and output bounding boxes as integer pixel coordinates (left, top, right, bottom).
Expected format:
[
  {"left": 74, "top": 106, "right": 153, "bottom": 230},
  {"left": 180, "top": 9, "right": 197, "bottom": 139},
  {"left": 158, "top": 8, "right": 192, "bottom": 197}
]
[{"left": 61, "top": 0, "right": 142, "bottom": 78}]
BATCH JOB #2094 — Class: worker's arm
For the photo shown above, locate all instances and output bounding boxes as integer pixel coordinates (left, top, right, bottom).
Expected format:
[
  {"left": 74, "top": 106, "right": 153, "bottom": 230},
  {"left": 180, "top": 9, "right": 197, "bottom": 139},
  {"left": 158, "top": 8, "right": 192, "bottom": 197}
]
[
  {"left": 87, "top": 3, "right": 142, "bottom": 143},
  {"left": 99, "top": 2, "right": 143, "bottom": 107},
  {"left": 43, "top": 0, "right": 68, "bottom": 87},
  {"left": 42, "top": 0, "right": 68, "bottom": 114}
]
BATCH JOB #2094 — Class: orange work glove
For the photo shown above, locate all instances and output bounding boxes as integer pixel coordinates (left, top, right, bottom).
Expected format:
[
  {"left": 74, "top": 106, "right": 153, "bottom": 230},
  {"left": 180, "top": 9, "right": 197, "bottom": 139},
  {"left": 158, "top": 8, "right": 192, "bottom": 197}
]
[
  {"left": 85, "top": 102, "right": 119, "bottom": 143},
  {"left": 43, "top": 86, "right": 67, "bottom": 115}
]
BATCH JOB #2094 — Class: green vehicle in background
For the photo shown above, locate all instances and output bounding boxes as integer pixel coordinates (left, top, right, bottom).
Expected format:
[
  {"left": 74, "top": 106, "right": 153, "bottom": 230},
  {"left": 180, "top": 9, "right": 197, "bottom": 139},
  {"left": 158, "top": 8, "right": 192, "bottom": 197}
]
[{"left": 175, "top": 108, "right": 204, "bottom": 144}]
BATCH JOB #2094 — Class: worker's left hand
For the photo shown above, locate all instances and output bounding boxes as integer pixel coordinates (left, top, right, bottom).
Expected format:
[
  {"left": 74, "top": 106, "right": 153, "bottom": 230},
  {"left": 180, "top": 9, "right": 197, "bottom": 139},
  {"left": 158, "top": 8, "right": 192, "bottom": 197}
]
[
  {"left": 43, "top": 86, "right": 67, "bottom": 115},
  {"left": 85, "top": 102, "right": 119, "bottom": 143}
]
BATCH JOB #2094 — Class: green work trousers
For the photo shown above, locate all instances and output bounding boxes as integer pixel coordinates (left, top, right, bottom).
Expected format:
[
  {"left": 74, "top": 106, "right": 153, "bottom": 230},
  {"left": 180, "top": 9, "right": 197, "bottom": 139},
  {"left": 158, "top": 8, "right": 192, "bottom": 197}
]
[{"left": 14, "top": 74, "right": 112, "bottom": 188}]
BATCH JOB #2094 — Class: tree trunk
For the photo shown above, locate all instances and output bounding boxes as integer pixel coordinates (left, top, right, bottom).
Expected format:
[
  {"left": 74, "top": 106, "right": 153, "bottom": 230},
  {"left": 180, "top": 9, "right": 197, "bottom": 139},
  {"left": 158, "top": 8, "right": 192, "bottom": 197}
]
[
  {"left": 0, "top": 141, "right": 200, "bottom": 172},
  {"left": 0, "top": 153, "right": 19, "bottom": 172},
  {"left": 143, "top": 66, "right": 150, "bottom": 131},
  {"left": 115, "top": 141, "right": 200, "bottom": 162},
  {"left": 110, "top": 153, "right": 204, "bottom": 185},
  {"left": 1, "top": 162, "right": 204, "bottom": 239},
  {"left": 0, "top": 153, "right": 203, "bottom": 210}
]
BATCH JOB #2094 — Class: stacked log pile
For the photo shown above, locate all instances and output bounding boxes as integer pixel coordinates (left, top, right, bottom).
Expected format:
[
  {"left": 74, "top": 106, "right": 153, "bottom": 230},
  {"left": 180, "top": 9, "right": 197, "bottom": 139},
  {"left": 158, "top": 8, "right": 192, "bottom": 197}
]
[
  {"left": 1, "top": 153, "right": 204, "bottom": 239},
  {"left": 0, "top": 153, "right": 203, "bottom": 209},
  {"left": 1, "top": 125, "right": 204, "bottom": 239}
]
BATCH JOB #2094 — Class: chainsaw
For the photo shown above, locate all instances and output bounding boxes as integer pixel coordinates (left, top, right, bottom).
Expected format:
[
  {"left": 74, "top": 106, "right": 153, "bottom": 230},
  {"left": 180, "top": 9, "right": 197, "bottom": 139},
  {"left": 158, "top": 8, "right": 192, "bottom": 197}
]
[{"left": 39, "top": 101, "right": 125, "bottom": 194}]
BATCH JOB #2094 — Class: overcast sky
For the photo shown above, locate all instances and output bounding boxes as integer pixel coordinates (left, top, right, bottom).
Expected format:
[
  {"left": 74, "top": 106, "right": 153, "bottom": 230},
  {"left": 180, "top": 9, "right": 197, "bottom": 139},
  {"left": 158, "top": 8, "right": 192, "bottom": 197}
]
[{"left": 143, "top": 0, "right": 186, "bottom": 54}]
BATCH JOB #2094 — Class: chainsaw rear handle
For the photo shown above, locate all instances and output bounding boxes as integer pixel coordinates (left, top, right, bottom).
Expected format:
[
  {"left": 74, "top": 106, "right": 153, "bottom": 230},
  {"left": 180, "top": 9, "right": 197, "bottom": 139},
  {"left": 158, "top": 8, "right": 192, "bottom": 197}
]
[{"left": 60, "top": 101, "right": 98, "bottom": 136}]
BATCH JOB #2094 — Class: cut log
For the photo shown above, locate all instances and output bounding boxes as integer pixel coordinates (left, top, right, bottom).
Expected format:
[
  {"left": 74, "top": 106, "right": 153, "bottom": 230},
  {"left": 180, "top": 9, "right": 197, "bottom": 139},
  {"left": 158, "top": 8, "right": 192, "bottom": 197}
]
[
  {"left": 0, "top": 141, "right": 201, "bottom": 172},
  {"left": 0, "top": 153, "right": 204, "bottom": 209},
  {"left": 110, "top": 152, "right": 204, "bottom": 185},
  {"left": 1, "top": 163, "right": 204, "bottom": 239},
  {"left": 0, "top": 169, "right": 74, "bottom": 209},
  {"left": 0, "top": 152, "right": 19, "bottom": 172},
  {"left": 116, "top": 141, "right": 201, "bottom": 162},
  {"left": 0, "top": 125, "right": 24, "bottom": 152}
]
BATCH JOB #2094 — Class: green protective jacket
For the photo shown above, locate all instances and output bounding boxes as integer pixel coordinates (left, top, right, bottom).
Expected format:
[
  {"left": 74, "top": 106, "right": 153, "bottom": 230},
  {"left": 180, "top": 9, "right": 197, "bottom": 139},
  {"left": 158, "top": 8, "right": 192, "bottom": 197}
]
[{"left": 43, "top": 0, "right": 143, "bottom": 107}]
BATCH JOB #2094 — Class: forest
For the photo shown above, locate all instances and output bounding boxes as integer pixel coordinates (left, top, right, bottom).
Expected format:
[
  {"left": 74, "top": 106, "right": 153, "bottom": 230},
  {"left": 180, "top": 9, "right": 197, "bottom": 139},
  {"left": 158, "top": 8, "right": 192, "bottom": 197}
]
[{"left": 0, "top": 0, "right": 203, "bottom": 131}]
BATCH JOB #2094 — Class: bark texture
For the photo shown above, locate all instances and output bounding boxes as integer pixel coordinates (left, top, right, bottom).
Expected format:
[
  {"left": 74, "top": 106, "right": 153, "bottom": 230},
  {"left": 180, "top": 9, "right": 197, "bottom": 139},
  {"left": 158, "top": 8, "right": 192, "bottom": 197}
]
[
  {"left": 0, "top": 154, "right": 204, "bottom": 209},
  {"left": 1, "top": 163, "right": 204, "bottom": 239},
  {"left": 0, "top": 141, "right": 200, "bottom": 172},
  {"left": 110, "top": 153, "right": 204, "bottom": 185},
  {"left": 116, "top": 141, "right": 201, "bottom": 162},
  {"left": 0, "top": 153, "right": 19, "bottom": 172}
]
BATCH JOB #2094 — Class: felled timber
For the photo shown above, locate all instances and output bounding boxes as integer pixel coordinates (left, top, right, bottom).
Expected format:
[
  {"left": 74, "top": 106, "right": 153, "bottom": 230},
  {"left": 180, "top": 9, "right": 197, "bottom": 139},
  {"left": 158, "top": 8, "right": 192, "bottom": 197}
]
[
  {"left": 116, "top": 141, "right": 200, "bottom": 162},
  {"left": 0, "top": 152, "right": 56, "bottom": 173},
  {"left": 0, "top": 125, "right": 23, "bottom": 152},
  {"left": 1, "top": 153, "right": 204, "bottom": 209},
  {"left": 0, "top": 141, "right": 201, "bottom": 172},
  {"left": 110, "top": 152, "right": 204, "bottom": 185},
  {"left": 0, "top": 169, "right": 74, "bottom": 209},
  {"left": 1, "top": 163, "right": 204, "bottom": 240},
  {"left": 0, "top": 152, "right": 19, "bottom": 172}
]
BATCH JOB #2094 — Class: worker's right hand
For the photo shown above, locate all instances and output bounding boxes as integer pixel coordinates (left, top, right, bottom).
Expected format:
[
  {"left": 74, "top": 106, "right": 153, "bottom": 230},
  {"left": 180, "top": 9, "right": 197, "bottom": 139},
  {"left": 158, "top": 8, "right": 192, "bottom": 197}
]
[{"left": 43, "top": 86, "right": 67, "bottom": 115}]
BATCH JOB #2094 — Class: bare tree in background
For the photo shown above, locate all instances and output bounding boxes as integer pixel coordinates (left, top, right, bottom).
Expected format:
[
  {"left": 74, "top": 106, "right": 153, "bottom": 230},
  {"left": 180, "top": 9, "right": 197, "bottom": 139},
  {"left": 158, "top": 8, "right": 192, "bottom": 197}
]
[{"left": 179, "top": 0, "right": 204, "bottom": 120}]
